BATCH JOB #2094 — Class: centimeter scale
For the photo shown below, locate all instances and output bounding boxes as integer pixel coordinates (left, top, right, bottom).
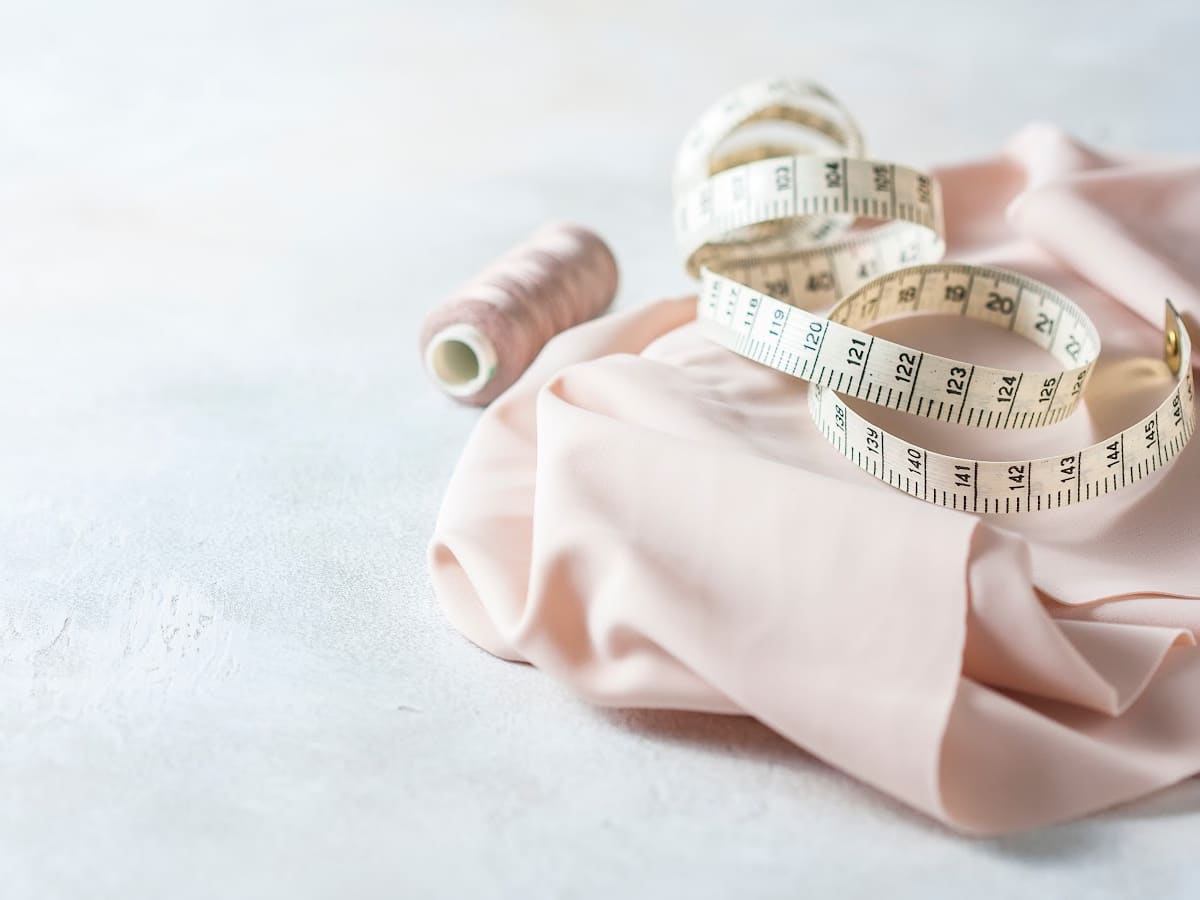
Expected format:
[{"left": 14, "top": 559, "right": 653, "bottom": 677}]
[{"left": 675, "top": 77, "right": 1195, "bottom": 513}]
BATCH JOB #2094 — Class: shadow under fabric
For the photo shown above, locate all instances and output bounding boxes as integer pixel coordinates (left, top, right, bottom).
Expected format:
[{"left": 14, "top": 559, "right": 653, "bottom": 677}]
[{"left": 427, "top": 124, "right": 1200, "bottom": 835}]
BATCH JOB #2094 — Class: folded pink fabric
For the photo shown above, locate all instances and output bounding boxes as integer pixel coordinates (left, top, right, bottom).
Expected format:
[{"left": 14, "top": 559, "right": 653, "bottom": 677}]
[{"left": 428, "top": 125, "right": 1200, "bottom": 834}]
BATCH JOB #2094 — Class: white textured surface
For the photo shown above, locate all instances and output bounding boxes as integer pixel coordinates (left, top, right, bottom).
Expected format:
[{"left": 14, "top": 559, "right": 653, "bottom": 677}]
[{"left": 3, "top": 1, "right": 1200, "bottom": 896}]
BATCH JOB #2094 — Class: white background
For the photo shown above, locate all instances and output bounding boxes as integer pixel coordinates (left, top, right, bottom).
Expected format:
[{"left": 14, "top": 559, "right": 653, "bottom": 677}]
[{"left": 3, "top": 1, "right": 1200, "bottom": 896}]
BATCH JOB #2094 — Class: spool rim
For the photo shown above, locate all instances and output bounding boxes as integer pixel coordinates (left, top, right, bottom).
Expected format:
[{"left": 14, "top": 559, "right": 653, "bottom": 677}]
[{"left": 425, "top": 323, "right": 498, "bottom": 399}]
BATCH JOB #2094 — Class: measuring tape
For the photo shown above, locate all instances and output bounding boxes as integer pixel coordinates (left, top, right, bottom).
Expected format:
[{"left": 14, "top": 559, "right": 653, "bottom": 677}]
[{"left": 676, "top": 78, "right": 1195, "bottom": 512}]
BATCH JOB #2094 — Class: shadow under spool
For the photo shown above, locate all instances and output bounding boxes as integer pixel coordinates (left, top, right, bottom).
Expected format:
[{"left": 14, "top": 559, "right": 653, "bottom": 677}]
[{"left": 420, "top": 222, "right": 619, "bottom": 406}]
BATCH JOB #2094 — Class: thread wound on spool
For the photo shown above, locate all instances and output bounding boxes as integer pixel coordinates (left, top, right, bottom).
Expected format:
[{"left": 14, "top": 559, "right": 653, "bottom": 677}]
[{"left": 420, "top": 222, "right": 618, "bottom": 406}]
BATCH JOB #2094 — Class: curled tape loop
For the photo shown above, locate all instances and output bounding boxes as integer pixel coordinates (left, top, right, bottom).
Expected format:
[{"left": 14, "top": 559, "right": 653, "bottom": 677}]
[{"left": 677, "top": 77, "right": 1195, "bottom": 512}]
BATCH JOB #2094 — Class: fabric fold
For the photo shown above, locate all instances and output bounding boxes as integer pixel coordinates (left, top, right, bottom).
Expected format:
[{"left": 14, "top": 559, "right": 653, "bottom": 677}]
[{"left": 428, "top": 126, "right": 1200, "bottom": 833}]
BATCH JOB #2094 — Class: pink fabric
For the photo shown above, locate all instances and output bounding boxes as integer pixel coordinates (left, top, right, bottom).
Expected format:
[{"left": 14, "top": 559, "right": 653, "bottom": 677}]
[{"left": 428, "top": 125, "right": 1200, "bottom": 834}]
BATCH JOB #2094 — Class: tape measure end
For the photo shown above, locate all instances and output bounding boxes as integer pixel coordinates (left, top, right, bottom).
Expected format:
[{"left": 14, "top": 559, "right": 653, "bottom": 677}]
[{"left": 1164, "top": 298, "right": 1185, "bottom": 375}]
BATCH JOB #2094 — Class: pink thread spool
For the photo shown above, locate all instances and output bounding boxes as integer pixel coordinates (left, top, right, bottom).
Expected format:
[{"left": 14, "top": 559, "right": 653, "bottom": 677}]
[{"left": 420, "top": 222, "right": 619, "bottom": 406}]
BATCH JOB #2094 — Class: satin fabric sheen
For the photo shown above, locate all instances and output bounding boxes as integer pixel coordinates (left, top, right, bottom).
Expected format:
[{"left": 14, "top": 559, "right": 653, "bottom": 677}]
[{"left": 428, "top": 125, "right": 1200, "bottom": 834}]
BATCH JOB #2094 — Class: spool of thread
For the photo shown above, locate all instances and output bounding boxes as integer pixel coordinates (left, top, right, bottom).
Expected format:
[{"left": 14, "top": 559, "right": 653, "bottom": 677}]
[{"left": 420, "top": 222, "right": 619, "bottom": 406}]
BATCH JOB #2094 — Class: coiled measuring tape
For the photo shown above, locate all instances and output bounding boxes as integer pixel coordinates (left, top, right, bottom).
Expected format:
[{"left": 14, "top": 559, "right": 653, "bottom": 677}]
[{"left": 676, "top": 78, "right": 1195, "bottom": 513}]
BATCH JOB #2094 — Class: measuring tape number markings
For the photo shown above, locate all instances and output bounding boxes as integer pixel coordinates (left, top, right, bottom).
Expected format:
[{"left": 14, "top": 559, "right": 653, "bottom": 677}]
[{"left": 675, "top": 78, "right": 1195, "bottom": 513}]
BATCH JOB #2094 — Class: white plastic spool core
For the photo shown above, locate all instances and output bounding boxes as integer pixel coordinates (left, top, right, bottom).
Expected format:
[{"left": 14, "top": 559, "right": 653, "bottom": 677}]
[{"left": 425, "top": 323, "right": 498, "bottom": 398}]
